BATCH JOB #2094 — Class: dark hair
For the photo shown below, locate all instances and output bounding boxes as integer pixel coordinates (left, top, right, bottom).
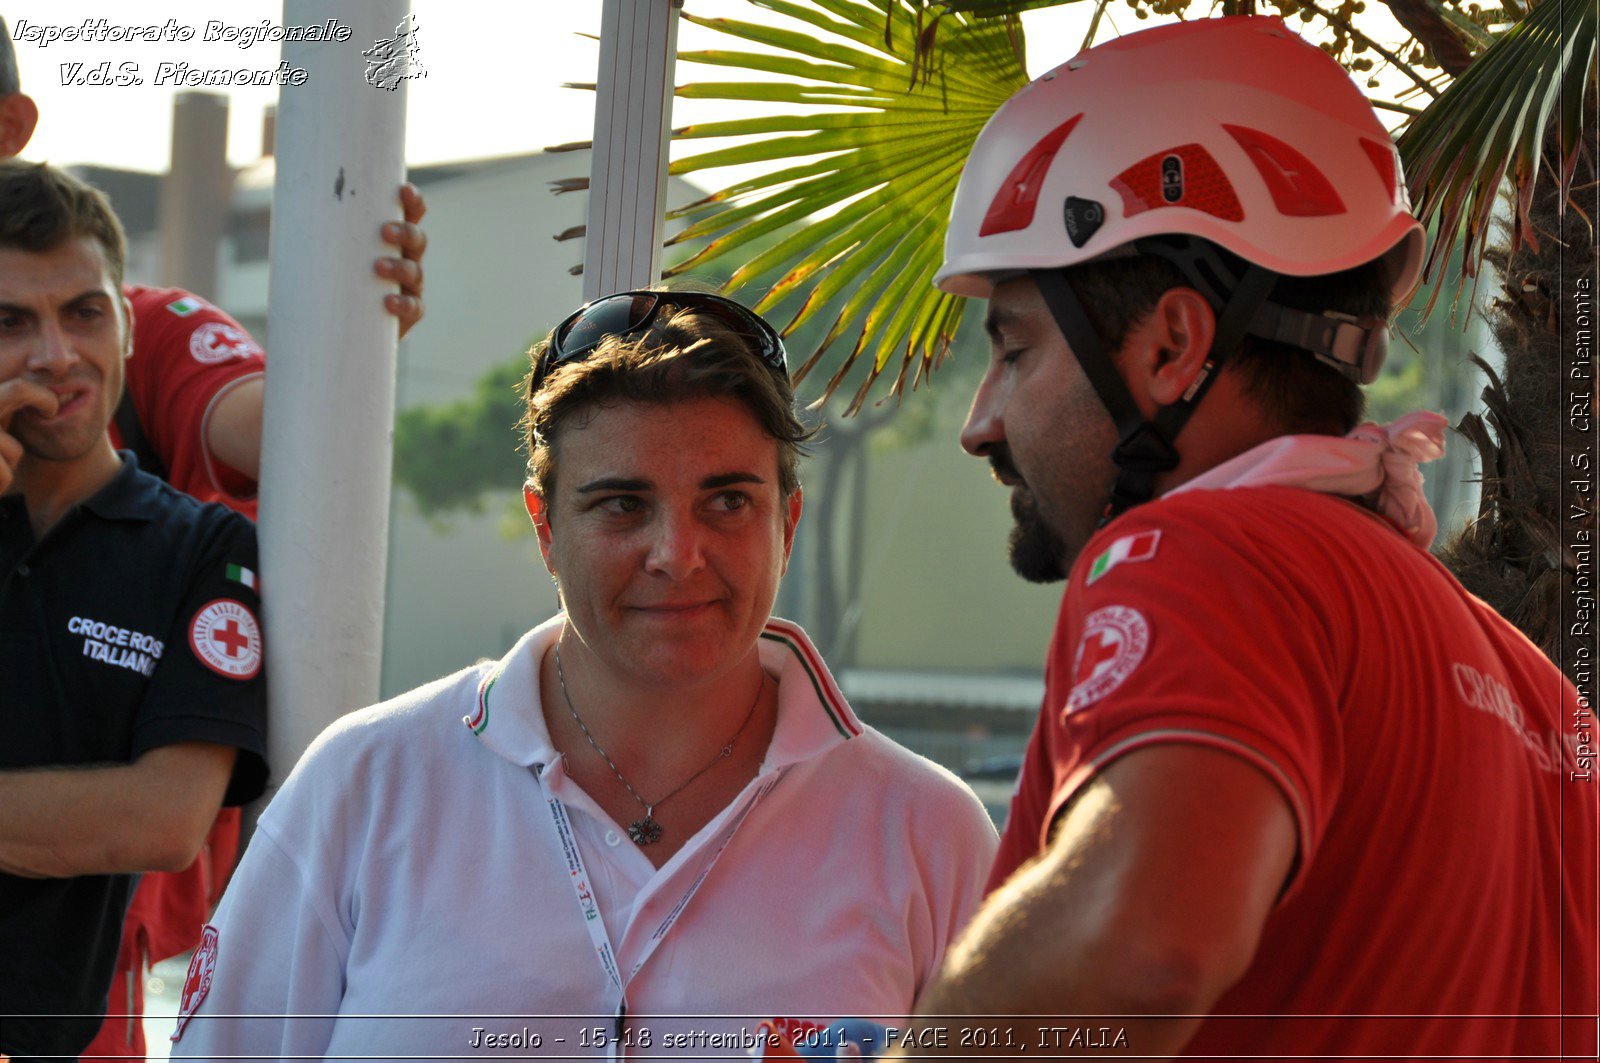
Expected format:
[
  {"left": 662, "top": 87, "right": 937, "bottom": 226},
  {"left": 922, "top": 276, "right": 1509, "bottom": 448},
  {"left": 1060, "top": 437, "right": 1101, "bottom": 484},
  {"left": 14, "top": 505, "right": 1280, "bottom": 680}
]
[
  {"left": 1064, "top": 246, "right": 1393, "bottom": 433},
  {"left": 0, "top": 160, "right": 128, "bottom": 288},
  {"left": 0, "top": 18, "right": 19, "bottom": 98},
  {"left": 522, "top": 302, "right": 816, "bottom": 505}
]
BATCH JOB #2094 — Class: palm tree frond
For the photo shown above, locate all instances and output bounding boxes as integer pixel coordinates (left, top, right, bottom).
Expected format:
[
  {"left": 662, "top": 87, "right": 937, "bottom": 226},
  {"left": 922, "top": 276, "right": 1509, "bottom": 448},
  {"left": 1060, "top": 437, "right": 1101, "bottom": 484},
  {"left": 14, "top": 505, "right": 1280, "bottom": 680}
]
[
  {"left": 925, "top": 0, "right": 1076, "bottom": 15},
  {"left": 672, "top": 0, "right": 1028, "bottom": 408},
  {"left": 1421, "top": 0, "right": 1495, "bottom": 48},
  {"left": 1399, "top": 0, "right": 1597, "bottom": 301}
]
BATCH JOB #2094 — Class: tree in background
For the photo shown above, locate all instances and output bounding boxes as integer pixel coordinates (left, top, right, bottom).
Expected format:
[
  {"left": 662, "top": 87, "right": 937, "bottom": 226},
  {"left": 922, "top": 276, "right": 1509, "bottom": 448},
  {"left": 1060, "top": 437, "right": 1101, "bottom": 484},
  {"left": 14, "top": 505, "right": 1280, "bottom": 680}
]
[
  {"left": 393, "top": 358, "right": 529, "bottom": 525},
  {"left": 657, "top": 0, "right": 1595, "bottom": 682},
  {"left": 396, "top": 0, "right": 1595, "bottom": 682}
]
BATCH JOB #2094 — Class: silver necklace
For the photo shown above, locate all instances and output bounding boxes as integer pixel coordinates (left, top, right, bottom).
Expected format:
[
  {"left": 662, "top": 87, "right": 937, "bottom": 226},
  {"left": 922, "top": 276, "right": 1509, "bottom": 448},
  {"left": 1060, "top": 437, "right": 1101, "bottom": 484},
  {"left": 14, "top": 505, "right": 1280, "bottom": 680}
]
[{"left": 553, "top": 643, "right": 765, "bottom": 846}]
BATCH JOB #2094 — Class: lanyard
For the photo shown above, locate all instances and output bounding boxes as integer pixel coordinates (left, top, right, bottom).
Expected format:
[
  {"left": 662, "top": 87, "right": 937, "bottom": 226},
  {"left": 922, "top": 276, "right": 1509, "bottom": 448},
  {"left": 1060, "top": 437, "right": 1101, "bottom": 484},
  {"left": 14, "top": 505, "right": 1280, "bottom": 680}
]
[{"left": 538, "top": 764, "right": 779, "bottom": 1058}]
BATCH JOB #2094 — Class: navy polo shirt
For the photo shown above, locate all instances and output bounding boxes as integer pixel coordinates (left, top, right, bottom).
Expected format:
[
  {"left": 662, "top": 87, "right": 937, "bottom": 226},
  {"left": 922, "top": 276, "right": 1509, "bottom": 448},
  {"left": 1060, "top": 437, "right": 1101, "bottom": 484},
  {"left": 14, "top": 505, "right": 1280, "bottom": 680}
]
[{"left": 0, "top": 454, "right": 268, "bottom": 1061}]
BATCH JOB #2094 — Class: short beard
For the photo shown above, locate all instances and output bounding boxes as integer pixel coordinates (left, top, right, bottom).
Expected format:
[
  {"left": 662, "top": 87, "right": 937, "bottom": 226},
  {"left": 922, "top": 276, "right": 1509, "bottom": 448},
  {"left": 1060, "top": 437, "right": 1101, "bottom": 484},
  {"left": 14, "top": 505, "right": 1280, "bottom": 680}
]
[{"left": 1006, "top": 487, "right": 1069, "bottom": 584}]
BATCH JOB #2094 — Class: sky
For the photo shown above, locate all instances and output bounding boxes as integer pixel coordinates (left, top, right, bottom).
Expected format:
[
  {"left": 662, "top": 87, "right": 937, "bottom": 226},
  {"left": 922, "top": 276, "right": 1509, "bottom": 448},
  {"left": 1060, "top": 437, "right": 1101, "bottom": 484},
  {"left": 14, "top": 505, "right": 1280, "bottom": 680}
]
[
  {"left": 8, "top": 1, "right": 1419, "bottom": 174},
  {"left": 9, "top": 0, "right": 608, "bottom": 169}
]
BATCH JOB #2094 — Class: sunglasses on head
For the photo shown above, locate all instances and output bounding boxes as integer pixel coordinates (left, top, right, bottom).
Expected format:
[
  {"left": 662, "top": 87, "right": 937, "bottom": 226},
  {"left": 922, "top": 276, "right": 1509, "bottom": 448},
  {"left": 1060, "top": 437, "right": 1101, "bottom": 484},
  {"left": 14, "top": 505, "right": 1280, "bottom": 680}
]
[{"left": 533, "top": 290, "right": 788, "bottom": 391}]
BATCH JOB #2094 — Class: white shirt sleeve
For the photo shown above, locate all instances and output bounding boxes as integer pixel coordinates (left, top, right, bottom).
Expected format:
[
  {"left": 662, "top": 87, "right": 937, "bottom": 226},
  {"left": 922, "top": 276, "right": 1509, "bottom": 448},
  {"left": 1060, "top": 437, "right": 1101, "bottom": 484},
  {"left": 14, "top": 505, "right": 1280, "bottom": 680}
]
[
  {"left": 912, "top": 778, "right": 999, "bottom": 1003},
  {"left": 169, "top": 817, "right": 349, "bottom": 1058}
]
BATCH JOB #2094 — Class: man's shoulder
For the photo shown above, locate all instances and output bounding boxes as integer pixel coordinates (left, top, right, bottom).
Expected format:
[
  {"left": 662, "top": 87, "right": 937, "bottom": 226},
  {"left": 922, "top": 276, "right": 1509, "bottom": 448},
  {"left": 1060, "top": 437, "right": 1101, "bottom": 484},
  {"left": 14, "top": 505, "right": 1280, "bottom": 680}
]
[
  {"left": 1058, "top": 487, "right": 1424, "bottom": 652},
  {"left": 124, "top": 284, "right": 198, "bottom": 310},
  {"left": 123, "top": 462, "right": 256, "bottom": 543},
  {"left": 1149, "top": 484, "right": 1378, "bottom": 530},
  {"left": 122, "top": 285, "right": 262, "bottom": 368},
  {"left": 1086, "top": 486, "right": 1395, "bottom": 568},
  {"left": 124, "top": 286, "right": 217, "bottom": 335}
]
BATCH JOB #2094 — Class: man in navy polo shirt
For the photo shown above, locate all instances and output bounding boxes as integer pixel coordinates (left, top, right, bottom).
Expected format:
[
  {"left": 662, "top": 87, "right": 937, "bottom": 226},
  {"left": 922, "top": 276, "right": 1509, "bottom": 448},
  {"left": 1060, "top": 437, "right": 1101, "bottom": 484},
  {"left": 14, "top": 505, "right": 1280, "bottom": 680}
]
[{"left": 0, "top": 160, "right": 268, "bottom": 1061}]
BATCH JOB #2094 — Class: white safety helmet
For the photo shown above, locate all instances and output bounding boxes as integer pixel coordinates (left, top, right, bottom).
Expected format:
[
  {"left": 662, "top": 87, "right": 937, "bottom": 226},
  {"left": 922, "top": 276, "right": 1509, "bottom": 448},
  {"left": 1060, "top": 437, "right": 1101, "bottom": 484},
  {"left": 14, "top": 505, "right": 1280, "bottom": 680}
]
[
  {"left": 936, "top": 16, "right": 1427, "bottom": 522},
  {"left": 936, "top": 15, "right": 1424, "bottom": 306}
]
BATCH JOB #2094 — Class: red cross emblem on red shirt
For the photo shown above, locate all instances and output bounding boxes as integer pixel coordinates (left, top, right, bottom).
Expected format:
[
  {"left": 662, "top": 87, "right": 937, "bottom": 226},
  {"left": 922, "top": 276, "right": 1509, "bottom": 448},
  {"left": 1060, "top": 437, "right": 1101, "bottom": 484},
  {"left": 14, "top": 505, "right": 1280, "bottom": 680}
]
[
  {"left": 204, "top": 326, "right": 250, "bottom": 356},
  {"left": 1074, "top": 629, "right": 1121, "bottom": 686},
  {"left": 212, "top": 619, "right": 250, "bottom": 658}
]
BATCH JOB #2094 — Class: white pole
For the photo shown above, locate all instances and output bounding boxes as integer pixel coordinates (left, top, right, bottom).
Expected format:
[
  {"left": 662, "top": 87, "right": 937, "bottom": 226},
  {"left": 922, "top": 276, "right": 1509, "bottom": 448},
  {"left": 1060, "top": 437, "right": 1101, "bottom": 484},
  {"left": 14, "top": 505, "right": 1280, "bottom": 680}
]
[
  {"left": 259, "top": 0, "right": 410, "bottom": 796},
  {"left": 584, "top": 0, "right": 681, "bottom": 300}
]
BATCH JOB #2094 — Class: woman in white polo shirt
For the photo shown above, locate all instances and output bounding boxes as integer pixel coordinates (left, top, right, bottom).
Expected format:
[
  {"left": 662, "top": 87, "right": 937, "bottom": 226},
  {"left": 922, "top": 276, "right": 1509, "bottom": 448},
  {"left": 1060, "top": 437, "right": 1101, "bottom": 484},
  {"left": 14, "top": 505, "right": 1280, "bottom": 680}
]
[{"left": 170, "top": 290, "right": 998, "bottom": 1061}]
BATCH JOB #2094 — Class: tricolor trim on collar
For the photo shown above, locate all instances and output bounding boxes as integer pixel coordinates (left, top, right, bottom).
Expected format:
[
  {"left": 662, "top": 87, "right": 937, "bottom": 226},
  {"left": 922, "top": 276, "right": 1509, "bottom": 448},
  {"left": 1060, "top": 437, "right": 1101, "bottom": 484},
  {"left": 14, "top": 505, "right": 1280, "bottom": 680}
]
[
  {"left": 466, "top": 663, "right": 505, "bottom": 736},
  {"left": 759, "top": 618, "right": 860, "bottom": 740}
]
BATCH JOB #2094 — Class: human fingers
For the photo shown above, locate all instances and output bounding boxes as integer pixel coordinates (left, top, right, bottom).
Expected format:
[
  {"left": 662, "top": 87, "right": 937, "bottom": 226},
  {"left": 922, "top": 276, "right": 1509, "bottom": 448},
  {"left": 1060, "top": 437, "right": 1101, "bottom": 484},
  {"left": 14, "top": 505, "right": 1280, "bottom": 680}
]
[
  {"left": 375, "top": 252, "right": 423, "bottom": 296},
  {"left": 379, "top": 218, "right": 427, "bottom": 264},
  {"left": 375, "top": 249, "right": 424, "bottom": 336},
  {"left": 0, "top": 379, "right": 59, "bottom": 432},
  {"left": 380, "top": 182, "right": 427, "bottom": 265},
  {"left": 399, "top": 181, "right": 426, "bottom": 225},
  {"left": 0, "top": 424, "right": 25, "bottom": 494},
  {"left": 0, "top": 427, "right": 22, "bottom": 493},
  {"left": 377, "top": 189, "right": 427, "bottom": 337},
  {"left": 383, "top": 289, "right": 424, "bottom": 337}
]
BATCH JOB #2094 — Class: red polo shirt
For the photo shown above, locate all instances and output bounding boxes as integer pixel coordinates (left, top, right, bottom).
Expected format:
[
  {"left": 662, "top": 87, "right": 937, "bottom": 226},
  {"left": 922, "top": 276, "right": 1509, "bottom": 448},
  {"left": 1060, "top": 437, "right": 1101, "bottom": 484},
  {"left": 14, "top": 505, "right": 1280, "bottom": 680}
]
[{"left": 992, "top": 486, "right": 1597, "bottom": 1059}]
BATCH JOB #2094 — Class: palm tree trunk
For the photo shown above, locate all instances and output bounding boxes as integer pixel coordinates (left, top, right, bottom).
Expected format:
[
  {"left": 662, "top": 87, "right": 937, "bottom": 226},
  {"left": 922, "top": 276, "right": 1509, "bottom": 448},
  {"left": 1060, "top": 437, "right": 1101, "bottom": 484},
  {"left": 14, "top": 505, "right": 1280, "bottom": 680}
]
[{"left": 1436, "top": 109, "right": 1598, "bottom": 692}]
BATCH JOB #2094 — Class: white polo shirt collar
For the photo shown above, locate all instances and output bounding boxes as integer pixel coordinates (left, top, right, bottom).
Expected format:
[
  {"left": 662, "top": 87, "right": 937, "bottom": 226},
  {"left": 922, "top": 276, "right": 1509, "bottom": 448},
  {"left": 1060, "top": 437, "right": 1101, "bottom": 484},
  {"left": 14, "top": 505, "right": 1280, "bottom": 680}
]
[{"left": 462, "top": 614, "right": 862, "bottom": 771}]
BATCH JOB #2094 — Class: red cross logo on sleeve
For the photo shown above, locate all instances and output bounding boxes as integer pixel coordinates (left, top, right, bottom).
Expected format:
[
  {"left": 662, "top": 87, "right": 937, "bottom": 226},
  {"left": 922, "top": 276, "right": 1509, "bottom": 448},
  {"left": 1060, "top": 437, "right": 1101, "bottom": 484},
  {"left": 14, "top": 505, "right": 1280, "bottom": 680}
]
[
  {"left": 1066, "top": 606, "right": 1151, "bottom": 713},
  {"left": 172, "top": 924, "right": 219, "bottom": 1041},
  {"left": 212, "top": 619, "right": 250, "bottom": 658},
  {"left": 189, "top": 599, "right": 262, "bottom": 680},
  {"left": 1073, "top": 629, "right": 1122, "bottom": 686},
  {"left": 206, "top": 330, "right": 240, "bottom": 355},
  {"left": 189, "top": 322, "right": 264, "bottom": 364}
]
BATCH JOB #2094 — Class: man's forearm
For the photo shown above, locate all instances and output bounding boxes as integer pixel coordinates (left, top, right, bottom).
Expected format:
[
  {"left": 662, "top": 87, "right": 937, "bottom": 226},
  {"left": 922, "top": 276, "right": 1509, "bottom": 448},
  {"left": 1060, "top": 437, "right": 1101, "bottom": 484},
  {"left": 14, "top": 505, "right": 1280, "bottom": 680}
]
[
  {"left": 888, "top": 747, "right": 1297, "bottom": 1060},
  {"left": 0, "top": 742, "right": 236, "bottom": 878},
  {"left": 206, "top": 376, "right": 264, "bottom": 480},
  {"left": 890, "top": 788, "right": 1212, "bottom": 1059},
  {"left": 897, "top": 879, "right": 1211, "bottom": 1058}
]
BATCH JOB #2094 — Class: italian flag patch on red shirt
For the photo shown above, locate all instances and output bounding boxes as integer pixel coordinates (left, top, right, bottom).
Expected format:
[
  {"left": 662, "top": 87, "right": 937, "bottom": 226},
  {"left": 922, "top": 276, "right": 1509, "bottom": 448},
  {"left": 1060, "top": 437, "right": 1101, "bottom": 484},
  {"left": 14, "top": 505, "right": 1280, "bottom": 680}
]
[{"left": 1086, "top": 530, "right": 1161, "bottom": 585}]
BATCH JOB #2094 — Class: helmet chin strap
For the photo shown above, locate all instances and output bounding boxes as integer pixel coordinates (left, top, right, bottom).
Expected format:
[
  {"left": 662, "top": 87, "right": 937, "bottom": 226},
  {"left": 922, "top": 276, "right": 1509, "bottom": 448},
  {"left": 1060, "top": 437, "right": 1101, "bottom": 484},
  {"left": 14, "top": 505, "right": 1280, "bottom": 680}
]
[{"left": 1030, "top": 249, "right": 1279, "bottom": 526}]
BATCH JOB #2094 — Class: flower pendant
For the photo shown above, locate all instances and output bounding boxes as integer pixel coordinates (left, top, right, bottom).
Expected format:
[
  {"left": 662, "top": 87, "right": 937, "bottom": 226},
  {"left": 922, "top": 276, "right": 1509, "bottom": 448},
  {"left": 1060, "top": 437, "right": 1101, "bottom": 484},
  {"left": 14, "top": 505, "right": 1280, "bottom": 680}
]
[{"left": 627, "top": 816, "right": 663, "bottom": 845}]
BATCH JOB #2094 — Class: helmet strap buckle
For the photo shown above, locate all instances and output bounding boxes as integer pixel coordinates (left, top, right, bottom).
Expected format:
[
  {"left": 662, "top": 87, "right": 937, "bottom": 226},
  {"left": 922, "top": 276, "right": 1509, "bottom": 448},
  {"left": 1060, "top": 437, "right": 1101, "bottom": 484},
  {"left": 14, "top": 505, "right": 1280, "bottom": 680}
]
[
  {"left": 1101, "top": 422, "right": 1181, "bottom": 526},
  {"left": 1247, "top": 303, "right": 1390, "bottom": 384}
]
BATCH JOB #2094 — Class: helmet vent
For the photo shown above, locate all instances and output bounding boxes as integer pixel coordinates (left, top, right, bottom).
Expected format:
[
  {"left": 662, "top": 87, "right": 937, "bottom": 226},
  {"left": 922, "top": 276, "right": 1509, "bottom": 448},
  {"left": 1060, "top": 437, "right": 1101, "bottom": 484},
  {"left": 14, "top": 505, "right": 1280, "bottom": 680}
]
[
  {"left": 1224, "top": 124, "right": 1346, "bottom": 217},
  {"left": 978, "top": 115, "right": 1083, "bottom": 237},
  {"left": 1110, "top": 144, "right": 1243, "bottom": 222},
  {"left": 1359, "top": 136, "right": 1400, "bottom": 205}
]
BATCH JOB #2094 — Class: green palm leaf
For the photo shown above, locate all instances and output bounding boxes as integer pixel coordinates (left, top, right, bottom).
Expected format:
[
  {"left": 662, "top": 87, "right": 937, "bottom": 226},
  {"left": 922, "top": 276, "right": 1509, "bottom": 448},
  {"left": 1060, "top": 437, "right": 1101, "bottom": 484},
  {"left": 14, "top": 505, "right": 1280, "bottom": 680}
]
[
  {"left": 669, "top": 0, "right": 1028, "bottom": 408},
  {"left": 1398, "top": 0, "right": 1597, "bottom": 307},
  {"left": 922, "top": 0, "right": 1074, "bottom": 15}
]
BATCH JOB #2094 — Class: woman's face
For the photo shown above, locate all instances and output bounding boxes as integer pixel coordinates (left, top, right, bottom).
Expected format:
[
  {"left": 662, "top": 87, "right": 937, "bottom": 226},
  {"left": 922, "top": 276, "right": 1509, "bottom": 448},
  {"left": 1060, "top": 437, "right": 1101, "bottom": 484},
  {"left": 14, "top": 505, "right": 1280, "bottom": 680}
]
[{"left": 531, "top": 396, "right": 801, "bottom": 690}]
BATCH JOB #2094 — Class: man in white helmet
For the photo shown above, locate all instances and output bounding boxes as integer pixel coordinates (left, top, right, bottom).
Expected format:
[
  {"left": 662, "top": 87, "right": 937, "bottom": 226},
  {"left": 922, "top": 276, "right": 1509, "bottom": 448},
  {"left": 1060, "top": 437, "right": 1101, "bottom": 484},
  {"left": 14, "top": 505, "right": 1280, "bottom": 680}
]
[{"left": 885, "top": 14, "right": 1596, "bottom": 1060}]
